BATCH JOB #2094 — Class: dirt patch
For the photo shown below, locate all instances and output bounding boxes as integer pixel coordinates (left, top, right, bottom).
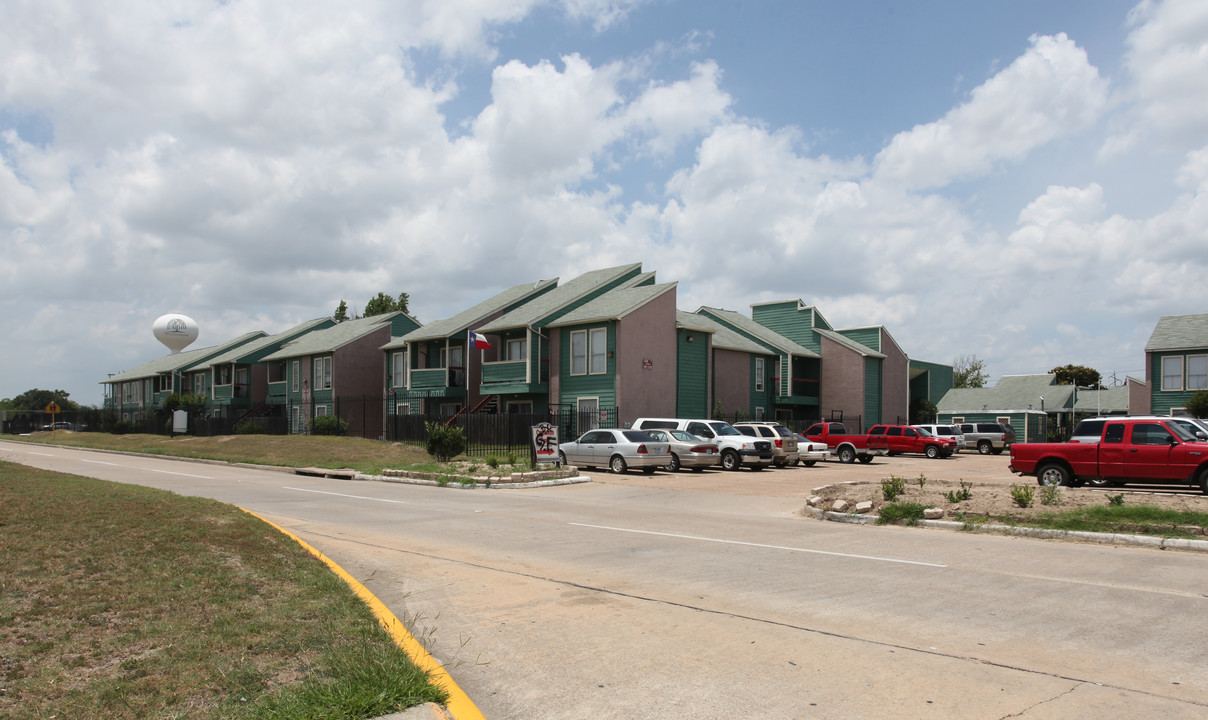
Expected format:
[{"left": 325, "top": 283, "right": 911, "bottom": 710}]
[{"left": 811, "top": 477, "right": 1208, "bottom": 525}]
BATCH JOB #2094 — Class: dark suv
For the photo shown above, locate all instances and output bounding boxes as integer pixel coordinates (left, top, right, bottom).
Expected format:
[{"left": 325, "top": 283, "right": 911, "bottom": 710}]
[{"left": 953, "top": 422, "right": 1015, "bottom": 454}]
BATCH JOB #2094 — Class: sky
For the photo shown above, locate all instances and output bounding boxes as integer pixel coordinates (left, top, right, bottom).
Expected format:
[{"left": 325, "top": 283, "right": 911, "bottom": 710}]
[{"left": 3, "top": 0, "right": 1206, "bottom": 406}]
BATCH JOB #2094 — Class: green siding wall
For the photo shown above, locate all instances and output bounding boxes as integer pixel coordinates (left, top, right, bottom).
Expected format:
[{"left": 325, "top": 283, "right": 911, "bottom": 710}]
[
  {"left": 752, "top": 302, "right": 820, "bottom": 353},
  {"left": 838, "top": 328, "right": 881, "bottom": 353},
  {"left": 1151, "top": 351, "right": 1205, "bottom": 415},
  {"left": 559, "top": 322, "right": 617, "bottom": 409},
  {"left": 864, "top": 357, "right": 883, "bottom": 423},
  {"left": 676, "top": 329, "right": 709, "bottom": 418}
]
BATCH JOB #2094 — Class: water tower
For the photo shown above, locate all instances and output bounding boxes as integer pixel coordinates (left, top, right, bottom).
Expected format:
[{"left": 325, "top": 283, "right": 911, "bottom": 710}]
[{"left": 153, "top": 313, "right": 200, "bottom": 354}]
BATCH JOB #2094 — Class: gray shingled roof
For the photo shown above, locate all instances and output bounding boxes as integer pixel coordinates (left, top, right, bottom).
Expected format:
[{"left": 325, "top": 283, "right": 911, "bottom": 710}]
[
  {"left": 1072, "top": 385, "right": 1130, "bottom": 413},
  {"left": 102, "top": 332, "right": 267, "bottom": 383},
  {"left": 193, "top": 317, "right": 332, "bottom": 369},
  {"left": 477, "top": 264, "right": 642, "bottom": 332},
  {"left": 385, "top": 278, "right": 558, "bottom": 348},
  {"left": 676, "top": 311, "right": 771, "bottom": 355},
  {"left": 698, "top": 306, "right": 820, "bottom": 358},
  {"left": 262, "top": 313, "right": 399, "bottom": 360},
  {"left": 546, "top": 283, "right": 675, "bottom": 327},
  {"left": 938, "top": 374, "right": 1074, "bottom": 413},
  {"left": 1145, "top": 313, "right": 1208, "bottom": 352}
]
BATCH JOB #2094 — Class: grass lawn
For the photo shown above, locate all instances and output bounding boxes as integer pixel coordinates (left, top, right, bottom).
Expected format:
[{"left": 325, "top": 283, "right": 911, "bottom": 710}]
[{"left": 0, "top": 461, "right": 448, "bottom": 719}]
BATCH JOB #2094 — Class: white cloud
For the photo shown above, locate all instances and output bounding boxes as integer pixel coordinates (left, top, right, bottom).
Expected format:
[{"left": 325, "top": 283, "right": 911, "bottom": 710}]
[{"left": 873, "top": 33, "right": 1109, "bottom": 190}]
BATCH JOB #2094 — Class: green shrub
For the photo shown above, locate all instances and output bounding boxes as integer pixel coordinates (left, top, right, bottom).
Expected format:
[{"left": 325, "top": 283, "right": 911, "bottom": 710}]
[
  {"left": 881, "top": 475, "right": 906, "bottom": 501},
  {"left": 486, "top": 455, "right": 500, "bottom": 469},
  {"left": 311, "top": 415, "right": 349, "bottom": 436},
  {"left": 915, "top": 473, "right": 927, "bottom": 489},
  {"left": 506, "top": 451, "right": 518, "bottom": 466},
  {"left": 110, "top": 420, "right": 138, "bottom": 435},
  {"left": 233, "top": 419, "right": 267, "bottom": 435},
  {"left": 1038, "top": 484, "right": 1060, "bottom": 506},
  {"left": 944, "top": 481, "right": 972, "bottom": 503},
  {"left": 1010, "top": 483, "right": 1035, "bottom": 508},
  {"left": 877, "top": 503, "right": 931, "bottom": 526},
  {"left": 425, "top": 421, "right": 466, "bottom": 462},
  {"left": 1107, "top": 494, "right": 1125, "bottom": 507}
]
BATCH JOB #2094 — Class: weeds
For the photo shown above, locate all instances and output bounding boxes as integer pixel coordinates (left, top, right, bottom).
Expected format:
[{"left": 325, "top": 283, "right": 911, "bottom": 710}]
[
  {"left": 915, "top": 473, "right": 927, "bottom": 489},
  {"left": 881, "top": 475, "right": 907, "bottom": 501},
  {"left": 1009, "top": 483, "right": 1035, "bottom": 508},
  {"left": 1108, "top": 494, "right": 1125, "bottom": 507},
  {"left": 944, "top": 481, "right": 972, "bottom": 503},
  {"left": 876, "top": 502, "right": 931, "bottom": 526}
]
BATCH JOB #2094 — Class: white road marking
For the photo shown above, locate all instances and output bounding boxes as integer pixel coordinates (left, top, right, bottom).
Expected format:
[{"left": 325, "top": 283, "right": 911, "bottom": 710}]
[
  {"left": 284, "top": 486, "right": 407, "bottom": 504},
  {"left": 24, "top": 451, "right": 56, "bottom": 457},
  {"left": 569, "top": 522, "right": 947, "bottom": 568},
  {"left": 82, "top": 459, "right": 119, "bottom": 465},
  {"left": 150, "top": 468, "right": 214, "bottom": 479}
]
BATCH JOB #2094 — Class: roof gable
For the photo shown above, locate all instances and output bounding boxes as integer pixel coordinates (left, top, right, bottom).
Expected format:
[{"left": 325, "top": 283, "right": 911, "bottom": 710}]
[
  {"left": 477, "top": 264, "right": 643, "bottom": 332},
  {"left": 386, "top": 278, "right": 558, "bottom": 348},
  {"left": 1145, "top": 313, "right": 1208, "bottom": 352}
]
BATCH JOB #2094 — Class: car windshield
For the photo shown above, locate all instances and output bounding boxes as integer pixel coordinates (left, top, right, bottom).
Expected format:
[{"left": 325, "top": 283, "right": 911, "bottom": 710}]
[
  {"left": 708, "top": 422, "right": 742, "bottom": 436},
  {"left": 916, "top": 428, "right": 934, "bottom": 437},
  {"left": 1164, "top": 422, "right": 1197, "bottom": 442},
  {"left": 669, "top": 429, "right": 699, "bottom": 442},
  {"left": 772, "top": 426, "right": 793, "bottom": 437},
  {"left": 622, "top": 430, "right": 655, "bottom": 442}
]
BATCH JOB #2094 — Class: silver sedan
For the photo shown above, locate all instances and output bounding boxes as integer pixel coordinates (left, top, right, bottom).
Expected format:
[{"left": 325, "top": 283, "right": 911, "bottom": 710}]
[
  {"left": 559, "top": 429, "right": 670, "bottom": 474},
  {"left": 643, "top": 428, "right": 719, "bottom": 472}
]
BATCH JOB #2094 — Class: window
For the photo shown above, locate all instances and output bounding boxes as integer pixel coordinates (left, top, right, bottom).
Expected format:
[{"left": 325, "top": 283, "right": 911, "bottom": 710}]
[
  {"left": 192, "top": 374, "right": 205, "bottom": 395},
  {"left": 315, "top": 405, "right": 329, "bottom": 417},
  {"left": 755, "top": 357, "right": 765, "bottom": 392},
  {"left": 507, "top": 338, "right": 526, "bottom": 361},
  {"left": 571, "top": 331, "right": 587, "bottom": 374},
  {"left": 1162, "top": 356, "right": 1184, "bottom": 391},
  {"left": 392, "top": 352, "right": 407, "bottom": 388},
  {"left": 215, "top": 365, "right": 232, "bottom": 386},
  {"left": 1189, "top": 355, "right": 1207, "bottom": 390},
  {"left": 395, "top": 401, "right": 411, "bottom": 415},
  {"left": 292, "top": 361, "right": 300, "bottom": 392},
  {"left": 755, "top": 407, "right": 765, "bottom": 420},
  {"left": 1132, "top": 422, "right": 1174, "bottom": 446},
  {"left": 312, "top": 357, "right": 332, "bottom": 390},
  {"left": 1103, "top": 423, "right": 1125, "bottom": 443},
  {"left": 158, "top": 373, "right": 173, "bottom": 392},
  {"left": 590, "top": 328, "right": 606, "bottom": 374}
]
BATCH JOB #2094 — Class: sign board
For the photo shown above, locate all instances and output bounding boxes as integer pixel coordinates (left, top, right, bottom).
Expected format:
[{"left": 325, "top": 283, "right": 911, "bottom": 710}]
[
  {"left": 45, "top": 402, "right": 60, "bottom": 414},
  {"left": 531, "top": 422, "right": 560, "bottom": 464},
  {"left": 173, "top": 410, "right": 189, "bottom": 434}
]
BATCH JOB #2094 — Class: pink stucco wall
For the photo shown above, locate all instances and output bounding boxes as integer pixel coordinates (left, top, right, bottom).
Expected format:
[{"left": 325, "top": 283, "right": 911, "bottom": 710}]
[
  {"left": 617, "top": 289, "right": 678, "bottom": 424},
  {"left": 713, "top": 349, "right": 750, "bottom": 417},
  {"left": 819, "top": 336, "right": 867, "bottom": 430},
  {"left": 879, "top": 330, "right": 909, "bottom": 424}
]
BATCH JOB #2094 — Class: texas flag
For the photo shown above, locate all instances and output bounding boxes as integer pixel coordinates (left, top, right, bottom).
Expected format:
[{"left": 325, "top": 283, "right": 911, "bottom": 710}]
[{"left": 468, "top": 330, "right": 492, "bottom": 349}]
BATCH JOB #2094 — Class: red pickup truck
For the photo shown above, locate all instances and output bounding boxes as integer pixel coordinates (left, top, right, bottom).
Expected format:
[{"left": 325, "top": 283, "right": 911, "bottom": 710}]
[
  {"left": 867, "top": 424, "right": 956, "bottom": 459},
  {"left": 802, "top": 422, "right": 889, "bottom": 464},
  {"left": 1009, "top": 417, "right": 1208, "bottom": 491}
]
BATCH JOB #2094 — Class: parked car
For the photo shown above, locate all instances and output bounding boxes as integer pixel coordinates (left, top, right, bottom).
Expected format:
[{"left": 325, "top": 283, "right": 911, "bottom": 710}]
[
  {"left": 913, "top": 424, "right": 966, "bottom": 452},
  {"left": 1010, "top": 417, "right": 1208, "bottom": 490},
  {"left": 733, "top": 421, "right": 801, "bottom": 467},
  {"left": 867, "top": 424, "right": 955, "bottom": 459},
  {"left": 953, "top": 422, "right": 1015, "bottom": 455},
  {"left": 642, "top": 428, "right": 719, "bottom": 472},
  {"left": 802, "top": 422, "right": 889, "bottom": 464},
  {"left": 559, "top": 429, "right": 670, "bottom": 474},
  {"left": 633, "top": 418, "right": 773, "bottom": 471}
]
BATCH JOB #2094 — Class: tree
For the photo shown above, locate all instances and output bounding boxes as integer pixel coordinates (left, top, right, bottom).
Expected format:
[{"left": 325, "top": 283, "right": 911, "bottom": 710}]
[
  {"left": 363, "top": 291, "right": 410, "bottom": 318},
  {"left": 952, "top": 355, "right": 989, "bottom": 389},
  {"left": 1050, "top": 364, "right": 1102, "bottom": 388},
  {"left": 1187, "top": 390, "right": 1208, "bottom": 419},
  {"left": 3, "top": 389, "right": 78, "bottom": 412},
  {"left": 910, "top": 397, "right": 937, "bottom": 424},
  {"left": 333, "top": 299, "right": 350, "bottom": 323}
]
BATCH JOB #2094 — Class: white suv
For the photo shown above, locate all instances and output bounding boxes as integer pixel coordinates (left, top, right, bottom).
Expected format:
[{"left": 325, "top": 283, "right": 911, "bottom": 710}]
[
  {"left": 914, "top": 424, "right": 966, "bottom": 453},
  {"left": 633, "top": 418, "right": 773, "bottom": 471}
]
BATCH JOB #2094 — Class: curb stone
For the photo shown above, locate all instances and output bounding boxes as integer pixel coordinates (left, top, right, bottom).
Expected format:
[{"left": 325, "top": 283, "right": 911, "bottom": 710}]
[{"left": 801, "top": 504, "right": 1208, "bottom": 552}]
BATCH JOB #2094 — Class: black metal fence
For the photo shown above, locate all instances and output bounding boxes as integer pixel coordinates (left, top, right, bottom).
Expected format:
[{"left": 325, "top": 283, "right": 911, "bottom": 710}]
[{"left": 386, "top": 407, "right": 619, "bottom": 457}]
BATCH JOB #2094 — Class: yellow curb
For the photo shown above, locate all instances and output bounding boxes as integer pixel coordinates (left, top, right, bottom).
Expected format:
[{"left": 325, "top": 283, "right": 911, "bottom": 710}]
[{"left": 243, "top": 509, "right": 487, "bottom": 720}]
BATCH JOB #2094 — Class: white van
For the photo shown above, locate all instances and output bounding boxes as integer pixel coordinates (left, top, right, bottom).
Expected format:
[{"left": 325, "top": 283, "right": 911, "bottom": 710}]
[{"left": 632, "top": 418, "right": 773, "bottom": 471}]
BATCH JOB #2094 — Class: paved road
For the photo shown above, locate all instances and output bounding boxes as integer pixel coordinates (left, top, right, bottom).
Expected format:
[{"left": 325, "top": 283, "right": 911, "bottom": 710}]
[{"left": 4, "top": 440, "right": 1207, "bottom": 719}]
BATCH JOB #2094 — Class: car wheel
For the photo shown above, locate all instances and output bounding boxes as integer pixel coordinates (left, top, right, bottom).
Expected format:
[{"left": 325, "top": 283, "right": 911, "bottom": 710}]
[
  {"left": 791, "top": 458, "right": 800, "bottom": 466},
  {"left": 1087, "top": 477, "right": 1114, "bottom": 488},
  {"left": 803, "top": 460, "right": 817, "bottom": 467},
  {"left": 978, "top": 441, "right": 993, "bottom": 455},
  {"left": 858, "top": 455, "right": 873, "bottom": 464},
  {"left": 690, "top": 467, "right": 704, "bottom": 473},
  {"left": 610, "top": 455, "right": 628, "bottom": 474},
  {"left": 721, "top": 450, "right": 741, "bottom": 471},
  {"left": 774, "top": 458, "right": 787, "bottom": 467},
  {"left": 642, "top": 466, "right": 656, "bottom": 475},
  {"left": 751, "top": 463, "right": 765, "bottom": 471},
  {"left": 666, "top": 453, "right": 681, "bottom": 472},
  {"left": 838, "top": 446, "right": 856, "bottom": 464},
  {"left": 559, "top": 451, "right": 569, "bottom": 466},
  {"left": 1037, "top": 463, "right": 1070, "bottom": 487},
  {"left": 1199, "top": 467, "right": 1208, "bottom": 495},
  {"left": 991, "top": 448, "right": 1005, "bottom": 455},
  {"left": 925, "top": 444, "right": 940, "bottom": 459}
]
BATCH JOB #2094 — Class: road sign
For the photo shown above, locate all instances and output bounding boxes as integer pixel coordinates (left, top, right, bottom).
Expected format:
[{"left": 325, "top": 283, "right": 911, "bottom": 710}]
[{"left": 45, "top": 402, "right": 60, "bottom": 414}]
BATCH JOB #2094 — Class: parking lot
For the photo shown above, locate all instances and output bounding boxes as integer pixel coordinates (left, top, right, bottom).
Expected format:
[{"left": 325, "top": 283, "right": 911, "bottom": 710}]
[{"left": 582, "top": 450, "right": 1022, "bottom": 497}]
